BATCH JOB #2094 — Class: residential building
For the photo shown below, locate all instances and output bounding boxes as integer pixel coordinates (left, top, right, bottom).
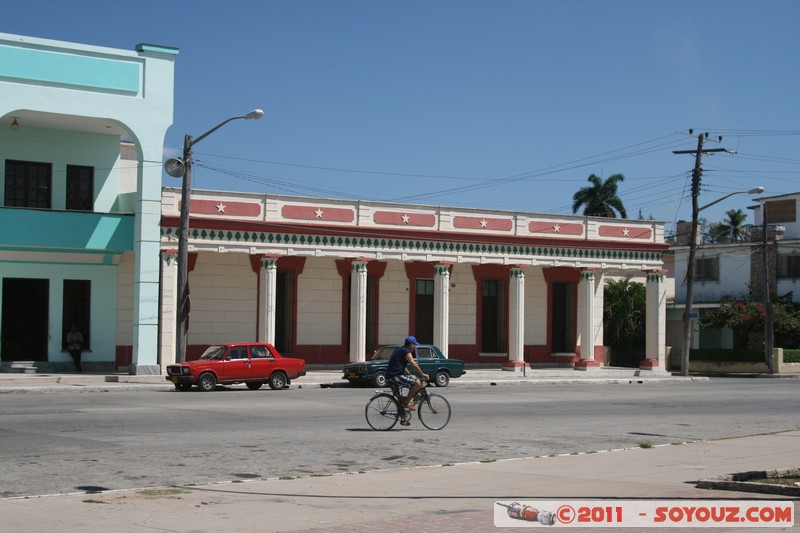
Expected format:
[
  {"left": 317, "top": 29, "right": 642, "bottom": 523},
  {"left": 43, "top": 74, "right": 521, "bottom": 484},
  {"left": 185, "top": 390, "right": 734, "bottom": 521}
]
[
  {"left": 0, "top": 33, "right": 177, "bottom": 374},
  {"left": 668, "top": 192, "right": 800, "bottom": 365}
]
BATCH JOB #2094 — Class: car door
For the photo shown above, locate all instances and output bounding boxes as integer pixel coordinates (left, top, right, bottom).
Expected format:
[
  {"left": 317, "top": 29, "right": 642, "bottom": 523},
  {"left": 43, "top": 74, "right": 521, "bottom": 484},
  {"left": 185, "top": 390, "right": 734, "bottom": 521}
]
[
  {"left": 220, "top": 345, "right": 252, "bottom": 381},
  {"left": 248, "top": 344, "right": 275, "bottom": 380}
]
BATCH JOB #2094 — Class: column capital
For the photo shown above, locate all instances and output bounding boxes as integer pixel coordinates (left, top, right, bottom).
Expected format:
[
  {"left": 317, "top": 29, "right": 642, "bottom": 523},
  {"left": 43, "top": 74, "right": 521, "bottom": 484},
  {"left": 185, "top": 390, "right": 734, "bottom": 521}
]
[
  {"left": 160, "top": 249, "right": 178, "bottom": 265},
  {"left": 645, "top": 269, "right": 667, "bottom": 283},
  {"left": 260, "top": 255, "right": 280, "bottom": 269},
  {"left": 579, "top": 269, "right": 596, "bottom": 281},
  {"left": 351, "top": 259, "right": 368, "bottom": 273},
  {"left": 509, "top": 265, "right": 526, "bottom": 278},
  {"left": 434, "top": 263, "right": 452, "bottom": 276}
]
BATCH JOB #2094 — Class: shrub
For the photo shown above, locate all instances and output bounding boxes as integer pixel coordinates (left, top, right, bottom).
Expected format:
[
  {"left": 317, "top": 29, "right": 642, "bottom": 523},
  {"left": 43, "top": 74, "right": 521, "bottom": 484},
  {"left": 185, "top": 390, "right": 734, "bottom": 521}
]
[{"left": 784, "top": 349, "right": 800, "bottom": 363}]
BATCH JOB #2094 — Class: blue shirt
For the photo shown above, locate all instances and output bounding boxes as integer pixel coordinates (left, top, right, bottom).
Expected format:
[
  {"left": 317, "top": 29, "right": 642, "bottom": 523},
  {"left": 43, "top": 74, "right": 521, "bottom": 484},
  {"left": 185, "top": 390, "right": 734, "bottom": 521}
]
[{"left": 387, "top": 346, "right": 411, "bottom": 377}]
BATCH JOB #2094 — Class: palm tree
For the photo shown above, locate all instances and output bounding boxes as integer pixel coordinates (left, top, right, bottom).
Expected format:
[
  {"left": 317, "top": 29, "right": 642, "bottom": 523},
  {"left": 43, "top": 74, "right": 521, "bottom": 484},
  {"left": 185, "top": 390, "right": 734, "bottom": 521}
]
[
  {"left": 571, "top": 173, "right": 628, "bottom": 218},
  {"left": 717, "top": 209, "right": 749, "bottom": 242}
]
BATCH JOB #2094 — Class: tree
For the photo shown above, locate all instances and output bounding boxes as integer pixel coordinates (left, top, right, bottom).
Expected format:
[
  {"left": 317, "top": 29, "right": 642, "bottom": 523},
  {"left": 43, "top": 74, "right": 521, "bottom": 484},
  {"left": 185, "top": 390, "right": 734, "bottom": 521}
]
[
  {"left": 571, "top": 173, "right": 628, "bottom": 218},
  {"left": 716, "top": 209, "right": 750, "bottom": 243},
  {"left": 603, "top": 277, "right": 646, "bottom": 365}
]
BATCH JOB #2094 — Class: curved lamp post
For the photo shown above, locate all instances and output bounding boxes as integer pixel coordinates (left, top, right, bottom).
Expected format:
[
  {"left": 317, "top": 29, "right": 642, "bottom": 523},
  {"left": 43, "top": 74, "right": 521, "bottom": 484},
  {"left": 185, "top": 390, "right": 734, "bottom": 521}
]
[
  {"left": 680, "top": 186, "right": 764, "bottom": 376},
  {"left": 165, "top": 109, "right": 264, "bottom": 362}
]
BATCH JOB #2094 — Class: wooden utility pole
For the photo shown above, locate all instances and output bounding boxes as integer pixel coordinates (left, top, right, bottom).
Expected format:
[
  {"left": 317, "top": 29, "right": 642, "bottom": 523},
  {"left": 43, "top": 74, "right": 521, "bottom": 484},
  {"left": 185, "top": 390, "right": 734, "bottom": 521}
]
[{"left": 673, "top": 132, "right": 728, "bottom": 376}]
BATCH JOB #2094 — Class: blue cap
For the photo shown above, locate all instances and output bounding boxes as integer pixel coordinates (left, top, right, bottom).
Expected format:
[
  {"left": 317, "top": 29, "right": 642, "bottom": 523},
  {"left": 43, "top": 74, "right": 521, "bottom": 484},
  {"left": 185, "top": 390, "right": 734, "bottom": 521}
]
[{"left": 405, "top": 336, "right": 419, "bottom": 345}]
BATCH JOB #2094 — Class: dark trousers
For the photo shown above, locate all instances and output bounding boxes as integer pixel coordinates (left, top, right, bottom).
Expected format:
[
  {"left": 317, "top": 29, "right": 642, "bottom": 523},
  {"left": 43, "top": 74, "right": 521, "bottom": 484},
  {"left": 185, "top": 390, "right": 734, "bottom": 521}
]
[{"left": 68, "top": 349, "right": 82, "bottom": 372}]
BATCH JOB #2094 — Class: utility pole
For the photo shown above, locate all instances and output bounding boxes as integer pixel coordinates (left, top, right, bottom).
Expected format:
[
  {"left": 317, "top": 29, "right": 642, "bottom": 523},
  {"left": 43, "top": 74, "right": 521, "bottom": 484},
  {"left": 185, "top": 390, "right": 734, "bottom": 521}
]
[
  {"left": 673, "top": 131, "right": 728, "bottom": 376},
  {"left": 762, "top": 204, "right": 775, "bottom": 372}
]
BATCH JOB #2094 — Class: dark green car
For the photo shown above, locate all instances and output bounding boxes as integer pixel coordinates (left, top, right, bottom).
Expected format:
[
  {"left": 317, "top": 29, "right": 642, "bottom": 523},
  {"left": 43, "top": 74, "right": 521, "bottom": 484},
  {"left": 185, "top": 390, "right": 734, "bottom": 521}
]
[{"left": 342, "top": 344, "right": 466, "bottom": 387}]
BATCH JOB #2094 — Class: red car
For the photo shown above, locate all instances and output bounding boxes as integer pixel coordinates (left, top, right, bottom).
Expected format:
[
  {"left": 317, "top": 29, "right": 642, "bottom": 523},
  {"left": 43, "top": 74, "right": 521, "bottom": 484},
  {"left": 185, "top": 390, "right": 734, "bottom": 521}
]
[{"left": 166, "top": 343, "right": 306, "bottom": 392}]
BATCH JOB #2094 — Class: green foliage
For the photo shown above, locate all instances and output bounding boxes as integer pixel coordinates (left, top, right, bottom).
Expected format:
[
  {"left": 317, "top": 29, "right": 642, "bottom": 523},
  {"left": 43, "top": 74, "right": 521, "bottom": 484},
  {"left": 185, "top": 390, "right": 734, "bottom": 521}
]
[
  {"left": 700, "top": 299, "right": 800, "bottom": 337},
  {"left": 571, "top": 173, "right": 628, "bottom": 218},
  {"left": 784, "top": 349, "right": 800, "bottom": 363},
  {"left": 603, "top": 277, "right": 646, "bottom": 363}
]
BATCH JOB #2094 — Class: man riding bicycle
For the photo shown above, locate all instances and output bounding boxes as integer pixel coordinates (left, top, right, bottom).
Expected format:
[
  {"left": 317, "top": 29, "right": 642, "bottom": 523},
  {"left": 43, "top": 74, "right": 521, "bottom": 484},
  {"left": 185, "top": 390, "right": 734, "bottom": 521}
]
[{"left": 387, "top": 336, "right": 430, "bottom": 425}]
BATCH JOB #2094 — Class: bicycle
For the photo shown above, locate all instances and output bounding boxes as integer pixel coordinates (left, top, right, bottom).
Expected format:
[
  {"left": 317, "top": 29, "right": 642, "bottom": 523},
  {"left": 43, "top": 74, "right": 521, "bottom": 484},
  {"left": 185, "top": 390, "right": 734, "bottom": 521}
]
[{"left": 365, "top": 379, "right": 451, "bottom": 431}]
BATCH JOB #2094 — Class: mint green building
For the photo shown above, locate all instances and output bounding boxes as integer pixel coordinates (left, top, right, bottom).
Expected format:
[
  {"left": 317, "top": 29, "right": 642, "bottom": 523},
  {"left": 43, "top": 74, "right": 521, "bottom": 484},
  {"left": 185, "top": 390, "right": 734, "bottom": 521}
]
[{"left": 0, "top": 33, "right": 177, "bottom": 374}]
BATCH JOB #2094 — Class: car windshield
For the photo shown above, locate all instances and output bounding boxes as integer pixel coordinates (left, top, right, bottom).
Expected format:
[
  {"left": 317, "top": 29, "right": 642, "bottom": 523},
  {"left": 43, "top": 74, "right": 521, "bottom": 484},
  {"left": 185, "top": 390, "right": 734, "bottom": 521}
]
[{"left": 199, "top": 345, "right": 227, "bottom": 360}]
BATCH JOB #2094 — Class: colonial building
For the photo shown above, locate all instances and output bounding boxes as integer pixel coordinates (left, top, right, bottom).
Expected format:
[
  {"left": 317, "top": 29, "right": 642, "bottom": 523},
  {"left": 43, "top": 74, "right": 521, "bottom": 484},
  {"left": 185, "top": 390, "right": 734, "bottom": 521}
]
[
  {"left": 160, "top": 188, "right": 670, "bottom": 371},
  {"left": 0, "top": 33, "right": 177, "bottom": 373}
]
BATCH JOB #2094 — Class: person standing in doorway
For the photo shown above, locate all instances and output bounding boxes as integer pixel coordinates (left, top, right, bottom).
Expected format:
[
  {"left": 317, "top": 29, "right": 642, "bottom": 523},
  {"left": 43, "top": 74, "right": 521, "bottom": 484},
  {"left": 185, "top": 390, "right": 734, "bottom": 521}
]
[{"left": 66, "top": 324, "right": 84, "bottom": 372}]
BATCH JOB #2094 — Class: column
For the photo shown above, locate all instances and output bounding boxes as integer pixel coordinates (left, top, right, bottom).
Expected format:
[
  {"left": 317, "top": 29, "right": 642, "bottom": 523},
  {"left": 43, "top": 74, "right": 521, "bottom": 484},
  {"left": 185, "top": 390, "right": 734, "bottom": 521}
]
[
  {"left": 504, "top": 266, "right": 529, "bottom": 370},
  {"left": 576, "top": 269, "right": 600, "bottom": 369},
  {"left": 433, "top": 263, "right": 451, "bottom": 357},
  {"left": 158, "top": 250, "right": 178, "bottom": 369},
  {"left": 642, "top": 270, "right": 667, "bottom": 371},
  {"left": 258, "top": 256, "right": 279, "bottom": 345},
  {"left": 349, "top": 259, "right": 368, "bottom": 362},
  {"left": 129, "top": 144, "right": 164, "bottom": 375}
]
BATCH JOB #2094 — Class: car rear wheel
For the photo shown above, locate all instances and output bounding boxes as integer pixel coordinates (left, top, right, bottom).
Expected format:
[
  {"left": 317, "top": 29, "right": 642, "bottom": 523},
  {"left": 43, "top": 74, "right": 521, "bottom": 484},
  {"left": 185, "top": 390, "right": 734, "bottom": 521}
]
[
  {"left": 269, "top": 372, "right": 287, "bottom": 390},
  {"left": 373, "top": 370, "right": 387, "bottom": 388},
  {"left": 434, "top": 370, "right": 450, "bottom": 387},
  {"left": 197, "top": 373, "right": 217, "bottom": 392},
  {"left": 246, "top": 382, "right": 263, "bottom": 390}
]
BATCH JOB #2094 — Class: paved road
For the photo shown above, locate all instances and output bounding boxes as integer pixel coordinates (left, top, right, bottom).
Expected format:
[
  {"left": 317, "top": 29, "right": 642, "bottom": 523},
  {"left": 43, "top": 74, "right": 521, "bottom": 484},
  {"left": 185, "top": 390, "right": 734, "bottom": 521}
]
[{"left": 1, "top": 379, "right": 798, "bottom": 498}]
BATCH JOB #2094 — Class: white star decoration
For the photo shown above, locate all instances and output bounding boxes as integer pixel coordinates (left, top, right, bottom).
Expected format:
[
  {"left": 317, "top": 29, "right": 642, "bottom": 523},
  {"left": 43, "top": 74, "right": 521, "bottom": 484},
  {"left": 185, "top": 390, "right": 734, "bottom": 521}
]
[
  {"left": 553, "top": 224, "right": 561, "bottom": 233},
  {"left": 480, "top": 219, "right": 488, "bottom": 228},
  {"left": 402, "top": 214, "right": 410, "bottom": 224},
  {"left": 315, "top": 208, "right": 324, "bottom": 218},
  {"left": 215, "top": 202, "right": 226, "bottom": 213},
  {"left": 623, "top": 228, "right": 630, "bottom": 236}
]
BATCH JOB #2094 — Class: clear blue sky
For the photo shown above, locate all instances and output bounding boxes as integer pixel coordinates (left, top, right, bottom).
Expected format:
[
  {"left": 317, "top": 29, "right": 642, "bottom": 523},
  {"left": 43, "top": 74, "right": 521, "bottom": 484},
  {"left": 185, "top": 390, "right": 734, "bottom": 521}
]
[{"left": 5, "top": 1, "right": 799, "bottom": 235}]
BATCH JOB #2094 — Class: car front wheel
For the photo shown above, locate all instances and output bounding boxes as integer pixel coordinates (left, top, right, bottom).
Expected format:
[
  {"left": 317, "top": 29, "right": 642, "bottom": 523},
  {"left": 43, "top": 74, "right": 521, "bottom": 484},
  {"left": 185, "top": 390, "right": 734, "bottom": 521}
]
[
  {"left": 197, "top": 373, "right": 217, "bottom": 392},
  {"left": 434, "top": 370, "right": 450, "bottom": 387},
  {"left": 373, "top": 371, "right": 387, "bottom": 388},
  {"left": 269, "top": 372, "right": 287, "bottom": 390}
]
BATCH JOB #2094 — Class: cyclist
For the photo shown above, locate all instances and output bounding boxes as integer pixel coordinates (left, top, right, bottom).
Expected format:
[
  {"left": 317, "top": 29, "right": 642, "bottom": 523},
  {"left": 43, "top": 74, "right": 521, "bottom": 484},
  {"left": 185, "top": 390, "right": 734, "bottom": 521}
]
[{"left": 387, "top": 336, "right": 429, "bottom": 425}]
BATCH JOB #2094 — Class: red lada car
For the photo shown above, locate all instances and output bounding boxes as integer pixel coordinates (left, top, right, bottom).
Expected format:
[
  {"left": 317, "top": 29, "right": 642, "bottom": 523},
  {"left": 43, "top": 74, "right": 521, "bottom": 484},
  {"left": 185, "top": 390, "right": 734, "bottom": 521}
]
[{"left": 166, "top": 342, "right": 306, "bottom": 392}]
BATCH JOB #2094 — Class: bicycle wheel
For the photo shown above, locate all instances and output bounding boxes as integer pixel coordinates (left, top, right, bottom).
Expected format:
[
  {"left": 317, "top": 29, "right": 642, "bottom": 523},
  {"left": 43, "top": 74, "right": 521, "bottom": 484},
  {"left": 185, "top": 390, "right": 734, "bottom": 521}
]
[
  {"left": 365, "top": 393, "right": 401, "bottom": 430},
  {"left": 418, "top": 393, "right": 451, "bottom": 430}
]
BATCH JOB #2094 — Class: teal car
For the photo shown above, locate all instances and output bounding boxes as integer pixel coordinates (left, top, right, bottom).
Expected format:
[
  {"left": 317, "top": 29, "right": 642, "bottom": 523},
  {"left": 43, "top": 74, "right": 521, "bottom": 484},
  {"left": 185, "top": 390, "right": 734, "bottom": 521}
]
[{"left": 342, "top": 344, "right": 465, "bottom": 387}]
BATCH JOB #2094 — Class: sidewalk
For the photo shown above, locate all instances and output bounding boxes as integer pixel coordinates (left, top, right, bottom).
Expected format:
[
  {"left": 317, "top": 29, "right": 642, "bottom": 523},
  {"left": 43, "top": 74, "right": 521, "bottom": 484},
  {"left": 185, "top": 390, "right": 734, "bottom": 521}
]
[
  {"left": 1, "top": 431, "right": 797, "bottom": 532},
  {"left": 0, "top": 366, "right": 708, "bottom": 393}
]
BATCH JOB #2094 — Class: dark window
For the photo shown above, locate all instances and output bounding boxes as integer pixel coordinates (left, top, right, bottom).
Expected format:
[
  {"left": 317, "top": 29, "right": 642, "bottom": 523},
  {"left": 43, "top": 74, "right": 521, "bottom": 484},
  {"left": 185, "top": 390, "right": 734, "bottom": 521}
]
[
  {"left": 551, "top": 282, "right": 574, "bottom": 353},
  {"left": 414, "top": 279, "right": 434, "bottom": 344},
  {"left": 416, "top": 279, "right": 434, "bottom": 295},
  {"left": 415, "top": 346, "right": 432, "bottom": 359},
  {"left": 62, "top": 280, "right": 90, "bottom": 351},
  {"left": 66, "top": 165, "right": 93, "bottom": 211},
  {"left": 250, "top": 345, "right": 271, "bottom": 359},
  {"left": 275, "top": 272, "right": 292, "bottom": 353},
  {"left": 778, "top": 255, "right": 800, "bottom": 279},
  {"left": 481, "top": 280, "right": 505, "bottom": 352},
  {"left": 695, "top": 257, "right": 720, "bottom": 282},
  {"left": 4, "top": 160, "right": 52, "bottom": 208}
]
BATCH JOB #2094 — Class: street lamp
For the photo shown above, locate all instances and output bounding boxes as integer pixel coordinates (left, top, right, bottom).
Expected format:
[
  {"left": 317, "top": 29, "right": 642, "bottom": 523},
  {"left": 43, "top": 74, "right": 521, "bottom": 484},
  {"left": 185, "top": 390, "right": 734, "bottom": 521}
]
[
  {"left": 679, "top": 186, "right": 764, "bottom": 376},
  {"left": 165, "top": 109, "right": 264, "bottom": 362}
]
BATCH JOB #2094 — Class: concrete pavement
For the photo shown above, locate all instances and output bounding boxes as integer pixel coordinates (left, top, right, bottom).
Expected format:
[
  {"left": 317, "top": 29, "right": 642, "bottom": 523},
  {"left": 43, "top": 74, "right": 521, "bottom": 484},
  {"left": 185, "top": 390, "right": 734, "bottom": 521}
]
[
  {"left": 0, "top": 429, "right": 797, "bottom": 532},
  {"left": 3, "top": 369, "right": 797, "bottom": 532}
]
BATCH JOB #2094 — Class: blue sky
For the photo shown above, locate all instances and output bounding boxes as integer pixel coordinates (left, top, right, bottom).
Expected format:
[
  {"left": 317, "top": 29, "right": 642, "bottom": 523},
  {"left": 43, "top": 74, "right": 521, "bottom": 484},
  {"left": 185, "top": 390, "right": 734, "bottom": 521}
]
[{"left": 4, "top": 1, "right": 799, "bottom": 234}]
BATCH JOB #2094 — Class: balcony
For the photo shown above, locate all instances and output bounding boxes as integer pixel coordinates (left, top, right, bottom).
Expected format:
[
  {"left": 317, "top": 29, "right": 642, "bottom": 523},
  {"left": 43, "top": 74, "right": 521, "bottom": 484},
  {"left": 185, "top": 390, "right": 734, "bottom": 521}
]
[{"left": 0, "top": 207, "right": 133, "bottom": 254}]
